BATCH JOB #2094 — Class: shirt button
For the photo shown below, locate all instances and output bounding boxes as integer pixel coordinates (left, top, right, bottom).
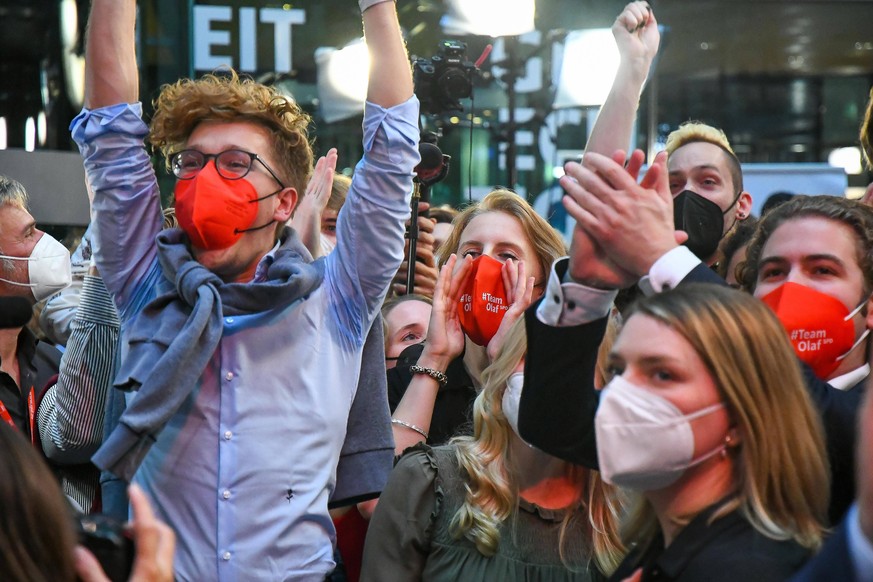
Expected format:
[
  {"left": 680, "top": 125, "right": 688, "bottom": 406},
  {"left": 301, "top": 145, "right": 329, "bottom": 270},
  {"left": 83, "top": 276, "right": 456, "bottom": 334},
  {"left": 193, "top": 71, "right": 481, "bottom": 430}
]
[
  {"left": 224, "top": 431, "right": 233, "bottom": 440},
  {"left": 225, "top": 372, "right": 234, "bottom": 381},
  {"left": 567, "top": 300, "right": 576, "bottom": 310},
  {"left": 222, "top": 490, "right": 231, "bottom": 500},
  {"left": 222, "top": 552, "right": 232, "bottom": 561},
  {"left": 225, "top": 317, "right": 234, "bottom": 324},
  {"left": 552, "top": 294, "right": 560, "bottom": 303}
]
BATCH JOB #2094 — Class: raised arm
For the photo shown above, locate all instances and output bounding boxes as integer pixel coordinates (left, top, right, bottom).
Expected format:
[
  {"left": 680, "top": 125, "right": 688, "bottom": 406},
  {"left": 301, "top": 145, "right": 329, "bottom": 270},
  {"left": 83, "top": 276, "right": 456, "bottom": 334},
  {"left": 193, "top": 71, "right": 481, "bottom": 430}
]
[
  {"left": 362, "top": 1, "right": 414, "bottom": 108},
  {"left": 584, "top": 1, "right": 659, "bottom": 158},
  {"left": 73, "top": 0, "right": 162, "bottom": 315},
  {"left": 84, "top": 0, "right": 138, "bottom": 108}
]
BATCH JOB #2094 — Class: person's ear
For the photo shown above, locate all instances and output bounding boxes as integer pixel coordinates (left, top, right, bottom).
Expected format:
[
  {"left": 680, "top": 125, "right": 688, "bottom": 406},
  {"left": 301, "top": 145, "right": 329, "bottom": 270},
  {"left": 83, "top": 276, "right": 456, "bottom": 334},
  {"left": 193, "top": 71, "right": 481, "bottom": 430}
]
[
  {"left": 735, "top": 191, "right": 753, "bottom": 220},
  {"left": 274, "top": 187, "right": 298, "bottom": 223}
]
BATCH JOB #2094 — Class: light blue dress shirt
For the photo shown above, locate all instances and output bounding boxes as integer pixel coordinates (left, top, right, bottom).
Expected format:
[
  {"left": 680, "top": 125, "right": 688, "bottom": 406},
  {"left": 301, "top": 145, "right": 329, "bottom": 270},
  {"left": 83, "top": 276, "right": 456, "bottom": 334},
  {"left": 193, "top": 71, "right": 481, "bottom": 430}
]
[{"left": 71, "top": 96, "right": 420, "bottom": 581}]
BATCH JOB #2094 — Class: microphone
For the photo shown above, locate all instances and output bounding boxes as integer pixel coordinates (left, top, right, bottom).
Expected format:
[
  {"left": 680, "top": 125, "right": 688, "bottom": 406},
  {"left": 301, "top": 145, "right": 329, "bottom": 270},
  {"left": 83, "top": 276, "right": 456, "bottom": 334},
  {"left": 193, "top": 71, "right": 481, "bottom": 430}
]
[
  {"left": 0, "top": 296, "right": 33, "bottom": 329},
  {"left": 415, "top": 142, "right": 447, "bottom": 193}
]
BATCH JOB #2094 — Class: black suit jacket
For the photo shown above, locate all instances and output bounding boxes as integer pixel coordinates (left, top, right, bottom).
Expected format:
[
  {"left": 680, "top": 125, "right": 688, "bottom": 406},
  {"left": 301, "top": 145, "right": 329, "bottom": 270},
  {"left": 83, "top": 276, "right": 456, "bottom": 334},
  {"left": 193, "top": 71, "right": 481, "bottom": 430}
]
[{"left": 790, "top": 518, "right": 857, "bottom": 582}]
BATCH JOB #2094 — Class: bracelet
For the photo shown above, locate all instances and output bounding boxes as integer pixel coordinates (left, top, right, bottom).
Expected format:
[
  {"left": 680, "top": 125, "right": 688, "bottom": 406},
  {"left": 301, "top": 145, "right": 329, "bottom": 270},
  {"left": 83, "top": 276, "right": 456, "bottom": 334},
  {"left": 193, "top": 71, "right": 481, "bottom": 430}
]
[
  {"left": 359, "top": 0, "right": 394, "bottom": 13},
  {"left": 409, "top": 365, "right": 449, "bottom": 388},
  {"left": 391, "top": 418, "right": 429, "bottom": 439}
]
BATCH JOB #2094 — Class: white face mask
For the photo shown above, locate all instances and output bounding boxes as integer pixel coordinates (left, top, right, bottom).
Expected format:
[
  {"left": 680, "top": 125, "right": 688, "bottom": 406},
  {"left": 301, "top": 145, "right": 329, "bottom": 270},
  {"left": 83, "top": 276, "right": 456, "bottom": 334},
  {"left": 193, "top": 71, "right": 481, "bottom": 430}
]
[
  {"left": 0, "top": 233, "right": 72, "bottom": 302},
  {"left": 595, "top": 375, "right": 727, "bottom": 491},
  {"left": 503, "top": 372, "right": 535, "bottom": 448},
  {"left": 502, "top": 372, "right": 524, "bottom": 434}
]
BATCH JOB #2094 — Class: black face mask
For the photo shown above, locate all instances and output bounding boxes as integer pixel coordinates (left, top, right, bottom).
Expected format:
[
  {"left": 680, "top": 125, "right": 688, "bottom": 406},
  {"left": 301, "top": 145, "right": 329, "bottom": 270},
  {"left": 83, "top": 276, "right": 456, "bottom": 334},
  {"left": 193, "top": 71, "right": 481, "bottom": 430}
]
[{"left": 672, "top": 190, "right": 738, "bottom": 260}]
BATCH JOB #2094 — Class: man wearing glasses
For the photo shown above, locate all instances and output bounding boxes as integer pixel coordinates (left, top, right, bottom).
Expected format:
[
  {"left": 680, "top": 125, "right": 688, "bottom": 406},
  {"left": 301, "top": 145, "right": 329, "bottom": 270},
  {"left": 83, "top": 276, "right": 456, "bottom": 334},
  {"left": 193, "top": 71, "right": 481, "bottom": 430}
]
[{"left": 71, "top": 0, "right": 419, "bottom": 580}]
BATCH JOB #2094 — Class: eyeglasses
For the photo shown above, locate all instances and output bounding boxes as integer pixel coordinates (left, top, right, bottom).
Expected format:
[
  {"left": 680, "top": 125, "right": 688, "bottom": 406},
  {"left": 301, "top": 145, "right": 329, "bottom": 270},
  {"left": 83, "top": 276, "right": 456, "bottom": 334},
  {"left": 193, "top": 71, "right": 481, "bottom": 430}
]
[{"left": 171, "top": 149, "right": 286, "bottom": 188}]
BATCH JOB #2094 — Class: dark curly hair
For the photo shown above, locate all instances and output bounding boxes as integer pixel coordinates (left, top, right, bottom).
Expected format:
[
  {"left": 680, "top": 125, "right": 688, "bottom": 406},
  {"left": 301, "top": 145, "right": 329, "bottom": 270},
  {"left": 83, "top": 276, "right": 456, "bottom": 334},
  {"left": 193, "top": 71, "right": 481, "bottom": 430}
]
[{"left": 737, "top": 195, "right": 873, "bottom": 295}]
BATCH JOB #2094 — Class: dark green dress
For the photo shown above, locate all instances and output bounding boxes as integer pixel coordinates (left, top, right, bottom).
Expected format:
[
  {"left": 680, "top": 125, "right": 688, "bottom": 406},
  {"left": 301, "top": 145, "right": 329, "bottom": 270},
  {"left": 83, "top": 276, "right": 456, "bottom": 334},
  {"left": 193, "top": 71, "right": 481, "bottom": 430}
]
[{"left": 361, "top": 444, "right": 605, "bottom": 582}]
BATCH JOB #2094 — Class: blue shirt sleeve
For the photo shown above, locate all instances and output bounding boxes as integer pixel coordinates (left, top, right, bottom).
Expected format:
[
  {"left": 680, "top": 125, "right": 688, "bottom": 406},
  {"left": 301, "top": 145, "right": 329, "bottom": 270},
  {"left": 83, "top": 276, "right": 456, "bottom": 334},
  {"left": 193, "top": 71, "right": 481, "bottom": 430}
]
[
  {"left": 324, "top": 96, "right": 420, "bottom": 346},
  {"left": 70, "top": 103, "right": 163, "bottom": 320}
]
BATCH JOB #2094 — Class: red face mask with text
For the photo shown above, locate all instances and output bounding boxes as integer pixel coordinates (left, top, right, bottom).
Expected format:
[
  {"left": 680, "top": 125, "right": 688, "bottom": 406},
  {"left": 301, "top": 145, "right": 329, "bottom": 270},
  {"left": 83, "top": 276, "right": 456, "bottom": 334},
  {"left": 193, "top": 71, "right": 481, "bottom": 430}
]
[
  {"left": 457, "top": 255, "right": 510, "bottom": 346},
  {"left": 174, "top": 164, "right": 260, "bottom": 250},
  {"left": 760, "top": 282, "right": 868, "bottom": 380}
]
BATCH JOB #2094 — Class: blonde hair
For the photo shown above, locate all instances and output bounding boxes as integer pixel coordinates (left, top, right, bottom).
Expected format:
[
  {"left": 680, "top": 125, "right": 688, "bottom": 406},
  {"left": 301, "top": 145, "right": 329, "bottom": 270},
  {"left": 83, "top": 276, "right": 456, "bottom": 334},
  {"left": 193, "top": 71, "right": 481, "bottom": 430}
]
[
  {"left": 449, "top": 319, "right": 626, "bottom": 574},
  {"left": 149, "top": 69, "right": 313, "bottom": 196},
  {"left": 623, "top": 284, "right": 829, "bottom": 550},
  {"left": 861, "top": 85, "right": 873, "bottom": 170},
  {"left": 327, "top": 173, "right": 351, "bottom": 213},
  {"left": 437, "top": 190, "right": 567, "bottom": 282},
  {"left": 665, "top": 121, "right": 743, "bottom": 192}
]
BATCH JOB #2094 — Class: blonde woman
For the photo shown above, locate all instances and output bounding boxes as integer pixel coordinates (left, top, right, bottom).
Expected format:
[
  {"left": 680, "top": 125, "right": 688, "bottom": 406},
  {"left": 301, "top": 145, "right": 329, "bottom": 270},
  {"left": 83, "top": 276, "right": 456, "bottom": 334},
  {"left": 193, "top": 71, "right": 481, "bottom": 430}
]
[
  {"left": 387, "top": 189, "right": 568, "bottom": 452},
  {"left": 362, "top": 319, "right": 624, "bottom": 581},
  {"left": 524, "top": 283, "right": 829, "bottom": 581}
]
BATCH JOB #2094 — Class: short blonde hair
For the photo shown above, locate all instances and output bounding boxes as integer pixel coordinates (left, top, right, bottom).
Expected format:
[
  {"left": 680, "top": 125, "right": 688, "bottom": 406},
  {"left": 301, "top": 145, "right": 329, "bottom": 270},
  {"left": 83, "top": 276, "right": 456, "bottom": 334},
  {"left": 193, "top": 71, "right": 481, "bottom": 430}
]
[
  {"left": 437, "top": 189, "right": 567, "bottom": 282},
  {"left": 624, "top": 284, "right": 829, "bottom": 551},
  {"left": 327, "top": 173, "right": 351, "bottom": 213},
  {"left": 665, "top": 122, "right": 743, "bottom": 192},
  {"left": 149, "top": 70, "right": 313, "bottom": 196}
]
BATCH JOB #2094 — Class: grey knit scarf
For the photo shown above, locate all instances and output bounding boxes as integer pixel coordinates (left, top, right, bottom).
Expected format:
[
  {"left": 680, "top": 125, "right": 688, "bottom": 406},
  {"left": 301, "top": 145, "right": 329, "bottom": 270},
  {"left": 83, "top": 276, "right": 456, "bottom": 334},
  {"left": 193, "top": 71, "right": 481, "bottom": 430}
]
[{"left": 93, "top": 227, "right": 326, "bottom": 481}]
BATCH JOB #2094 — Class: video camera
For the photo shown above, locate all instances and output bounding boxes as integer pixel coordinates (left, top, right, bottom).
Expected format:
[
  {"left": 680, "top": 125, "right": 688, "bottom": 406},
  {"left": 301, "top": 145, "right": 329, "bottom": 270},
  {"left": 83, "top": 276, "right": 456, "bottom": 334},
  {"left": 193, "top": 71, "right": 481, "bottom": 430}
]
[{"left": 413, "top": 40, "right": 477, "bottom": 115}]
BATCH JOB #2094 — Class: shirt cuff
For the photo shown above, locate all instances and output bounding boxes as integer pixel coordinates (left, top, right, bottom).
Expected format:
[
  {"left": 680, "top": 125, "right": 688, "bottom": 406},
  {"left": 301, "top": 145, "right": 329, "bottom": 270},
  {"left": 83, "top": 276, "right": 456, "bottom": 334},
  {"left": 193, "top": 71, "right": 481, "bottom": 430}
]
[
  {"left": 361, "top": 96, "right": 420, "bottom": 164},
  {"left": 638, "top": 246, "right": 701, "bottom": 296},
  {"left": 77, "top": 275, "right": 121, "bottom": 326},
  {"left": 70, "top": 103, "right": 148, "bottom": 143},
  {"left": 848, "top": 504, "right": 873, "bottom": 582},
  {"left": 537, "top": 258, "right": 617, "bottom": 327}
]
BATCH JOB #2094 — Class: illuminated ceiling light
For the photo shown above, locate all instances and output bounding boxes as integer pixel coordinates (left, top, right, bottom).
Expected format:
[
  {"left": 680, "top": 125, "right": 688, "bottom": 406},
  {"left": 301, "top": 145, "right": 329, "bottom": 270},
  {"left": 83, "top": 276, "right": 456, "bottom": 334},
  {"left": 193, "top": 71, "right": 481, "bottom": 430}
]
[
  {"left": 25, "top": 117, "right": 36, "bottom": 152},
  {"left": 315, "top": 38, "right": 370, "bottom": 123},
  {"left": 828, "top": 147, "right": 863, "bottom": 175},
  {"left": 37, "top": 112, "right": 47, "bottom": 146},
  {"left": 553, "top": 29, "right": 620, "bottom": 108},
  {"left": 441, "top": 0, "right": 535, "bottom": 37}
]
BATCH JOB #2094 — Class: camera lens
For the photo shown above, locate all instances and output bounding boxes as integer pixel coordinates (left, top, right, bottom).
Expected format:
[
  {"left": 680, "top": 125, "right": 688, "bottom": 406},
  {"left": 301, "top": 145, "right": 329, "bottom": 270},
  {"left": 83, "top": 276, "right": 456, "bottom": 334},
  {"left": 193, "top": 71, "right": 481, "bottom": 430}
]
[{"left": 438, "top": 68, "right": 472, "bottom": 100}]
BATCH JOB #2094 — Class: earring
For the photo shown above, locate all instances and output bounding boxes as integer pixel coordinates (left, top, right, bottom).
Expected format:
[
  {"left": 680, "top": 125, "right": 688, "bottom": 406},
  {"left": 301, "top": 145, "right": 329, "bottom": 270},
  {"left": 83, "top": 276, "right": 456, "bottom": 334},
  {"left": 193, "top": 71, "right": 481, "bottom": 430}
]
[{"left": 721, "top": 434, "right": 732, "bottom": 459}]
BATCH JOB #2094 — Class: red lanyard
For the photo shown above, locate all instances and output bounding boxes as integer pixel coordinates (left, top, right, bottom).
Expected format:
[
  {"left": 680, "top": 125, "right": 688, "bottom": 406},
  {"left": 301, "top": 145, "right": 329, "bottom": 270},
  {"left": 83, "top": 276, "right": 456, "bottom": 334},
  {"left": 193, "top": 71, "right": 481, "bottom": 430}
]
[{"left": 0, "top": 386, "right": 37, "bottom": 445}]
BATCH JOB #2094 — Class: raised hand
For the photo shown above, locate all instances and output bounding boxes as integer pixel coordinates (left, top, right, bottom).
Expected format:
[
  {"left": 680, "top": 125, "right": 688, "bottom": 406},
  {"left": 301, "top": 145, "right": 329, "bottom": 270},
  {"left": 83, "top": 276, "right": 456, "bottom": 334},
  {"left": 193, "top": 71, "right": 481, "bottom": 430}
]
[
  {"left": 486, "top": 259, "right": 535, "bottom": 362},
  {"left": 613, "top": 1, "right": 660, "bottom": 73},
  {"left": 561, "top": 150, "right": 685, "bottom": 280},
  {"left": 290, "top": 148, "right": 338, "bottom": 256},
  {"left": 417, "top": 254, "right": 473, "bottom": 371}
]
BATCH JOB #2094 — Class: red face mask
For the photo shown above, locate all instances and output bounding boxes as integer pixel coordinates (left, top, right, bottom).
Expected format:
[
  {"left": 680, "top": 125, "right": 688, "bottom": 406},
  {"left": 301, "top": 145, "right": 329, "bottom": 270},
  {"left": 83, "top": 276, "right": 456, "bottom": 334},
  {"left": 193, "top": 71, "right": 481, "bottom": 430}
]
[
  {"left": 760, "top": 282, "right": 869, "bottom": 380},
  {"left": 174, "top": 164, "right": 263, "bottom": 250},
  {"left": 457, "top": 255, "right": 510, "bottom": 346}
]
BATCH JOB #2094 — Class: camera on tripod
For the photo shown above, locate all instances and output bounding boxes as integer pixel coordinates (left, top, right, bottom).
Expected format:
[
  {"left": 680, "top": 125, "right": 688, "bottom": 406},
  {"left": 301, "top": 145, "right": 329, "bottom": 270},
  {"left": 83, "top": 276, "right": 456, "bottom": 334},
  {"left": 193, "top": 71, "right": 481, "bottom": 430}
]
[{"left": 413, "top": 40, "right": 477, "bottom": 115}]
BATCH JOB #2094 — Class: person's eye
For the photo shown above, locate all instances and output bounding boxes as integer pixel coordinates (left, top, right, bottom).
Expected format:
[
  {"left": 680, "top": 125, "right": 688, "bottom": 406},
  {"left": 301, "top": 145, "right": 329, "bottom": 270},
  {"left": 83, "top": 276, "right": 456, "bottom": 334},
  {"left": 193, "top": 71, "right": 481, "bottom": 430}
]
[
  {"left": 760, "top": 267, "right": 784, "bottom": 280},
  {"left": 812, "top": 266, "right": 837, "bottom": 276},
  {"left": 669, "top": 183, "right": 682, "bottom": 192},
  {"left": 499, "top": 252, "right": 519, "bottom": 261},
  {"left": 322, "top": 225, "right": 336, "bottom": 233},
  {"left": 462, "top": 250, "right": 481, "bottom": 259},
  {"left": 401, "top": 332, "right": 422, "bottom": 342},
  {"left": 702, "top": 177, "right": 718, "bottom": 186},
  {"left": 652, "top": 369, "right": 674, "bottom": 382},
  {"left": 605, "top": 363, "right": 624, "bottom": 377}
]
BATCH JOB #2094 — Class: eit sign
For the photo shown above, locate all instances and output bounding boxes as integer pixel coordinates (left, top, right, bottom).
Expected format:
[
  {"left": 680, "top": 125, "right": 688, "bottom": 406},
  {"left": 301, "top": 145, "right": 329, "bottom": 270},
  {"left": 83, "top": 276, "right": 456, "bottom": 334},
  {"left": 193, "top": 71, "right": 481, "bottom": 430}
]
[{"left": 193, "top": 4, "right": 306, "bottom": 73}]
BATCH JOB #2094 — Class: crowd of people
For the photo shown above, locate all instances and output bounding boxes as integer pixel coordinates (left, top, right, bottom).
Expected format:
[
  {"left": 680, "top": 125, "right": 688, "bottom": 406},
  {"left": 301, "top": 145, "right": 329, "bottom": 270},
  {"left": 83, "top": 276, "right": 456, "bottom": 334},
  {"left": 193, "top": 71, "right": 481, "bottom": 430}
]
[{"left": 1, "top": 1, "right": 873, "bottom": 581}]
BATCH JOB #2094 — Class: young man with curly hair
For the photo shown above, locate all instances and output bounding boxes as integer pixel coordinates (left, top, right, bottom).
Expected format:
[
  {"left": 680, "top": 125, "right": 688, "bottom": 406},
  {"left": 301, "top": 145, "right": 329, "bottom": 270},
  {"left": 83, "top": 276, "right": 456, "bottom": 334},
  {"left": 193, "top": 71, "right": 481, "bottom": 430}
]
[{"left": 71, "top": 0, "right": 419, "bottom": 579}]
